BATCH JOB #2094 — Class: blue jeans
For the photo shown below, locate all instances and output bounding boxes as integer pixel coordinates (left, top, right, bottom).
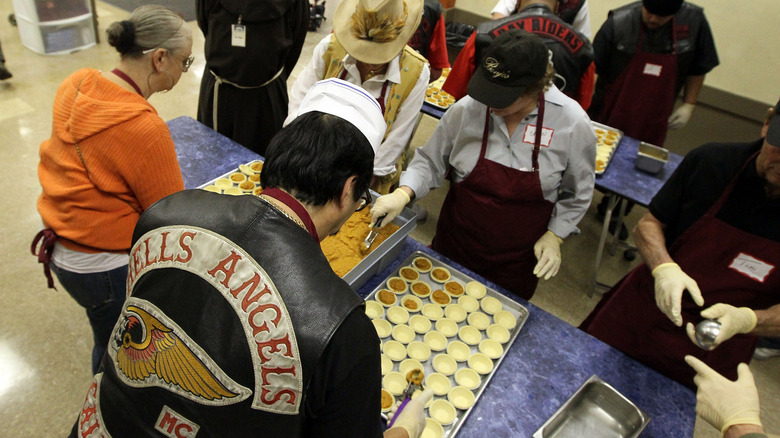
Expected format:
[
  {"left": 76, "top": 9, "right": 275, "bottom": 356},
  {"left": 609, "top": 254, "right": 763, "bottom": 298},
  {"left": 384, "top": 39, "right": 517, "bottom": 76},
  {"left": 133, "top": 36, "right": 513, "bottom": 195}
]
[{"left": 51, "top": 263, "right": 127, "bottom": 374}]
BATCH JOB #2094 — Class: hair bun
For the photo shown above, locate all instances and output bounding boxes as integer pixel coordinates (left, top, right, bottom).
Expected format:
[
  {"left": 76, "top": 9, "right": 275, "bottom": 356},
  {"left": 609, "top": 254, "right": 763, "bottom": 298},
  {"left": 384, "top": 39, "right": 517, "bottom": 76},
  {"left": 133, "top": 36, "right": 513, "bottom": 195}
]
[{"left": 107, "top": 20, "right": 136, "bottom": 54}]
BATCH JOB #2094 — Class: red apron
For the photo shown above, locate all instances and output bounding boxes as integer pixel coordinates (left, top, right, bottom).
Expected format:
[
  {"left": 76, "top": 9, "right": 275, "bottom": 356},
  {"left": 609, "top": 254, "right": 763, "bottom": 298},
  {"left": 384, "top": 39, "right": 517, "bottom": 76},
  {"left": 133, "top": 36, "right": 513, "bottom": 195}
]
[
  {"left": 432, "top": 94, "right": 554, "bottom": 300},
  {"left": 583, "top": 152, "right": 780, "bottom": 387},
  {"left": 597, "top": 21, "right": 678, "bottom": 146}
]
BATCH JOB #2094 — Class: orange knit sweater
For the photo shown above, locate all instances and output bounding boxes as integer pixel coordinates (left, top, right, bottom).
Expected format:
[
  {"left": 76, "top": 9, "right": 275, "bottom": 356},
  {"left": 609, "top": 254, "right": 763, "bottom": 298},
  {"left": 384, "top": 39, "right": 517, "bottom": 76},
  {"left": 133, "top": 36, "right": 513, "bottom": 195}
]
[{"left": 37, "top": 69, "right": 185, "bottom": 253}]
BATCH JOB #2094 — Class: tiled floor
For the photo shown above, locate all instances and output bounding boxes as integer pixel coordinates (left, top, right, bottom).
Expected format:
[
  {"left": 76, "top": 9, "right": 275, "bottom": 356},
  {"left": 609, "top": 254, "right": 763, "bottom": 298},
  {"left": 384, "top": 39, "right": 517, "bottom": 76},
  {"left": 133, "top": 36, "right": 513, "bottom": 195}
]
[{"left": 0, "top": 2, "right": 777, "bottom": 436}]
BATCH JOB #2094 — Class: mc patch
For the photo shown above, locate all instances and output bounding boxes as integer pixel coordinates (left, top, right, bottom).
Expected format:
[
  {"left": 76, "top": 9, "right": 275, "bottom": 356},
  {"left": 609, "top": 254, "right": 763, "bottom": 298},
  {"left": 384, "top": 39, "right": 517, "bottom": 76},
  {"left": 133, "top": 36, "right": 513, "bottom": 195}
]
[{"left": 155, "top": 406, "right": 200, "bottom": 438}]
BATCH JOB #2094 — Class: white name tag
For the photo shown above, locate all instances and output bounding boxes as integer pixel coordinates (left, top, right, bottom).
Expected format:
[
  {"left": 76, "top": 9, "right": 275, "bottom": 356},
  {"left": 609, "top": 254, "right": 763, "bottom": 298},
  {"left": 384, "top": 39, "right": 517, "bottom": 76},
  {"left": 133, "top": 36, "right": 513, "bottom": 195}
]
[
  {"left": 522, "top": 125, "right": 554, "bottom": 147},
  {"left": 728, "top": 253, "right": 775, "bottom": 283},
  {"left": 231, "top": 24, "right": 246, "bottom": 47},
  {"left": 643, "top": 63, "right": 662, "bottom": 76}
]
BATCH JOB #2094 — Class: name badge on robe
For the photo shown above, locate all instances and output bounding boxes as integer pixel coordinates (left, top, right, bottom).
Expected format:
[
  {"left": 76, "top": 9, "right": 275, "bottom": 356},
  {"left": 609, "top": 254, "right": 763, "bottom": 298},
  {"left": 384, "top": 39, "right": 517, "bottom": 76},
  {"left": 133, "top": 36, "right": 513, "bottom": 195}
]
[
  {"left": 728, "top": 253, "right": 775, "bottom": 283},
  {"left": 231, "top": 24, "right": 246, "bottom": 47},
  {"left": 643, "top": 63, "right": 662, "bottom": 77},
  {"left": 522, "top": 125, "right": 554, "bottom": 147}
]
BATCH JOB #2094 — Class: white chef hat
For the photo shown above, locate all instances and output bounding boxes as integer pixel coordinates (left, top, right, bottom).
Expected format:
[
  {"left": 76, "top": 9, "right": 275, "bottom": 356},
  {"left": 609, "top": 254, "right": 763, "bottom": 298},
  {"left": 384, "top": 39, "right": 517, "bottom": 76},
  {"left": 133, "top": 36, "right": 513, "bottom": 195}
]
[{"left": 296, "top": 78, "right": 386, "bottom": 153}]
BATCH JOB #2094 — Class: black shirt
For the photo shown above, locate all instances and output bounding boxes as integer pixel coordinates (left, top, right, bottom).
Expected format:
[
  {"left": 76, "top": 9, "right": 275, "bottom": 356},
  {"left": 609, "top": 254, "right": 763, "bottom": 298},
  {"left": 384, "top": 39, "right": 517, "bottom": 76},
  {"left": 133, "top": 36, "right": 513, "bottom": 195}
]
[
  {"left": 650, "top": 140, "right": 780, "bottom": 244},
  {"left": 303, "top": 308, "right": 384, "bottom": 436}
]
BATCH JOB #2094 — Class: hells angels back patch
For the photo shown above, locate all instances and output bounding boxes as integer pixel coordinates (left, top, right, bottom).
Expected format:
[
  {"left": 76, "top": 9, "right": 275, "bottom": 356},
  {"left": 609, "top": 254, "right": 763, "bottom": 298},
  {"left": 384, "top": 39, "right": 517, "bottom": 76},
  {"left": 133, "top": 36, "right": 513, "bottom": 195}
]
[{"left": 111, "top": 225, "right": 303, "bottom": 415}]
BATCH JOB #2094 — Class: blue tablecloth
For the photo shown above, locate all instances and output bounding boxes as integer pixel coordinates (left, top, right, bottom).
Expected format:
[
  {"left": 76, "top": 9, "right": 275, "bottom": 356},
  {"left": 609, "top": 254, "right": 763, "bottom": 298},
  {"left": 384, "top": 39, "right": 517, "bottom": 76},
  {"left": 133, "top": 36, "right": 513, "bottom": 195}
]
[
  {"left": 168, "top": 116, "right": 695, "bottom": 437},
  {"left": 168, "top": 116, "right": 263, "bottom": 189},
  {"left": 596, "top": 137, "right": 683, "bottom": 207}
]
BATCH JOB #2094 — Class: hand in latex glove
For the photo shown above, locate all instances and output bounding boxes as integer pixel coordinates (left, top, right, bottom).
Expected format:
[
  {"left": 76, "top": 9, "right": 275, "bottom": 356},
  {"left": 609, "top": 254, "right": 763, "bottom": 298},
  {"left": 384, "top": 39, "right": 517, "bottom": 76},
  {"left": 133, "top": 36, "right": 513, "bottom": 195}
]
[
  {"left": 686, "top": 304, "right": 757, "bottom": 348},
  {"left": 388, "top": 388, "right": 434, "bottom": 438},
  {"left": 533, "top": 231, "right": 563, "bottom": 280},
  {"left": 685, "top": 356, "right": 762, "bottom": 435},
  {"left": 651, "top": 263, "right": 704, "bottom": 326},
  {"left": 371, "top": 188, "right": 410, "bottom": 227},
  {"left": 668, "top": 103, "right": 695, "bottom": 129}
]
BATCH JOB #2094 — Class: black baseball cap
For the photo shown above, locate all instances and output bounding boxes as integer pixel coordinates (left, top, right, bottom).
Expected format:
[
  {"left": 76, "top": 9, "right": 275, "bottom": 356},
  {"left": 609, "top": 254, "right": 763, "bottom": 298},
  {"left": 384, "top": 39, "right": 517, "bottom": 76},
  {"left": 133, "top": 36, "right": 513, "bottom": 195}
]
[
  {"left": 467, "top": 29, "right": 549, "bottom": 109},
  {"left": 642, "top": 0, "right": 684, "bottom": 16},
  {"left": 767, "top": 99, "right": 780, "bottom": 147}
]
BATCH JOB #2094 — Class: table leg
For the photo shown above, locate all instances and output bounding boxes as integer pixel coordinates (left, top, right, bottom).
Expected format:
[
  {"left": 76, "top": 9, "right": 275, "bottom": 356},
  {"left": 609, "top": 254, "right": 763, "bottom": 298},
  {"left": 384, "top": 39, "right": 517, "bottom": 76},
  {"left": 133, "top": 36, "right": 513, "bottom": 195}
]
[
  {"left": 606, "top": 198, "right": 629, "bottom": 256},
  {"left": 591, "top": 193, "right": 619, "bottom": 297}
]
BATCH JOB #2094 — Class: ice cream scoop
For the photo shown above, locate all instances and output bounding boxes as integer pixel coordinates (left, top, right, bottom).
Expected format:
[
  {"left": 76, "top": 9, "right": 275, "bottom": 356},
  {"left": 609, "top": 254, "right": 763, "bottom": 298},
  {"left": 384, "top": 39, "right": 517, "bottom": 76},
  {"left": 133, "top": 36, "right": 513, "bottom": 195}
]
[
  {"left": 360, "top": 214, "right": 386, "bottom": 254},
  {"left": 387, "top": 368, "right": 424, "bottom": 428},
  {"left": 694, "top": 319, "right": 722, "bottom": 351}
]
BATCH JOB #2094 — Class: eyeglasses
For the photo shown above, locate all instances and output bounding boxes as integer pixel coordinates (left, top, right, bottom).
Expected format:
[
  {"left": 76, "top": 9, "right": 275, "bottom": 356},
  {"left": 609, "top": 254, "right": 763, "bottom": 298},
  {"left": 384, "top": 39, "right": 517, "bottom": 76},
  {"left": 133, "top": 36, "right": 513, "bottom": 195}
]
[
  {"left": 355, "top": 187, "right": 372, "bottom": 212},
  {"left": 141, "top": 48, "right": 194, "bottom": 72},
  {"left": 176, "top": 53, "right": 195, "bottom": 72}
]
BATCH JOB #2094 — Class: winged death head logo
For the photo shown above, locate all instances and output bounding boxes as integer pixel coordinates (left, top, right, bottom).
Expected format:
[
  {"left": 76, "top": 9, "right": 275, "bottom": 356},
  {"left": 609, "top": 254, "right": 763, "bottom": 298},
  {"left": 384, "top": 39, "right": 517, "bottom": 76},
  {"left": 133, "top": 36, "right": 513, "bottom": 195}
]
[{"left": 109, "top": 299, "right": 251, "bottom": 406}]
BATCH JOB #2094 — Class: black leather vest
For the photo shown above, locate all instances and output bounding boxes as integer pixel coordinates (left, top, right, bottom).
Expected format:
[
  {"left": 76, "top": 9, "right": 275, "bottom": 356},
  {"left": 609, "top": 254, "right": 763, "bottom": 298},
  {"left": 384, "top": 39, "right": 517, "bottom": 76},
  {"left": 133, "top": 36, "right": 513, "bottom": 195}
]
[
  {"left": 79, "top": 190, "right": 363, "bottom": 437},
  {"left": 475, "top": 5, "right": 594, "bottom": 98},
  {"left": 408, "top": 0, "right": 443, "bottom": 58}
]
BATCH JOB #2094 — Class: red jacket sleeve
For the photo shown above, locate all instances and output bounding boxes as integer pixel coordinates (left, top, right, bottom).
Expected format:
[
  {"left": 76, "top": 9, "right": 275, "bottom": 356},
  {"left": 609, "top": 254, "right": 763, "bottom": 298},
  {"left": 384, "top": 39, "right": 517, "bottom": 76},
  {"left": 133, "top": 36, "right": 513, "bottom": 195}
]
[
  {"left": 426, "top": 14, "right": 450, "bottom": 70},
  {"left": 442, "top": 32, "right": 477, "bottom": 100},
  {"left": 575, "top": 61, "right": 596, "bottom": 111}
]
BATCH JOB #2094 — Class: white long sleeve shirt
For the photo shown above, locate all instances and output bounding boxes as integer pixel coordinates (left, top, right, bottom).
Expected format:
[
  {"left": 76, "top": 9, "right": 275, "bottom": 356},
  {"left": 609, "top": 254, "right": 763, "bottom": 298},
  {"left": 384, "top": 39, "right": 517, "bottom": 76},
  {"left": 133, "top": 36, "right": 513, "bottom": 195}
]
[
  {"left": 400, "top": 86, "right": 597, "bottom": 239},
  {"left": 286, "top": 34, "right": 430, "bottom": 176}
]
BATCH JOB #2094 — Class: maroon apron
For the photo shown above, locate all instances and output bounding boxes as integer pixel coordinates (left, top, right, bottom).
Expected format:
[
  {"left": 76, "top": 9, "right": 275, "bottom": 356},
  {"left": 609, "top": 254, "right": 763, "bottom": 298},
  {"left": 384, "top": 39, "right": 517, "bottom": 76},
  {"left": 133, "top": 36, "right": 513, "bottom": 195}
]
[
  {"left": 597, "top": 21, "right": 678, "bottom": 146},
  {"left": 583, "top": 152, "right": 780, "bottom": 387},
  {"left": 432, "top": 94, "right": 555, "bottom": 300}
]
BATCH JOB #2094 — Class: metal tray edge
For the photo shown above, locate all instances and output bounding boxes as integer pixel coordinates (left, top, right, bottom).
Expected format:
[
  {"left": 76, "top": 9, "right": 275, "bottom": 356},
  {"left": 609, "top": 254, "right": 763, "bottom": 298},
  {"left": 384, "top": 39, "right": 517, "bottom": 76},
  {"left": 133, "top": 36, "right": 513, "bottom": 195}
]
[
  {"left": 342, "top": 192, "right": 417, "bottom": 290},
  {"left": 591, "top": 121, "right": 624, "bottom": 176},
  {"left": 197, "top": 161, "right": 264, "bottom": 189}
]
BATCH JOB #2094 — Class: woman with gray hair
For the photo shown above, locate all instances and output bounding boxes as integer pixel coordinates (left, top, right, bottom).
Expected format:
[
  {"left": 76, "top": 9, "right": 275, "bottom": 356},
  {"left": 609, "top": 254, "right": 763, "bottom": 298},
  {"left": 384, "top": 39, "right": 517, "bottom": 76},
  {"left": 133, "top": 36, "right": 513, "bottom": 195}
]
[{"left": 31, "top": 5, "right": 189, "bottom": 374}]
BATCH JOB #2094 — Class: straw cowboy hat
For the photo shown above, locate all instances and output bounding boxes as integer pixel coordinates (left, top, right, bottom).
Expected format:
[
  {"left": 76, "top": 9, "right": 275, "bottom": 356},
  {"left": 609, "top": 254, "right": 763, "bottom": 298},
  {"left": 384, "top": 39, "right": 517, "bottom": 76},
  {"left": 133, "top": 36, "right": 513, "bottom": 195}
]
[{"left": 333, "top": 0, "right": 423, "bottom": 65}]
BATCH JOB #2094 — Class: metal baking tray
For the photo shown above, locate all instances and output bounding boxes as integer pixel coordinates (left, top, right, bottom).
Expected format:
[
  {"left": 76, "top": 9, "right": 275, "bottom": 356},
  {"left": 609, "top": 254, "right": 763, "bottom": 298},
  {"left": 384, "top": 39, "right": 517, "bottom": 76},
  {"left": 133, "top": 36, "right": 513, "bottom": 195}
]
[
  {"left": 424, "top": 68, "right": 456, "bottom": 110},
  {"left": 634, "top": 141, "right": 669, "bottom": 174},
  {"left": 592, "top": 121, "right": 624, "bottom": 175},
  {"left": 367, "top": 251, "right": 529, "bottom": 437},
  {"left": 196, "top": 163, "right": 263, "bottom": 191},
  {"left": 533, "top": 375, "right": 650, "bottom": 438},
  {"left": 343, "top": 194, "right": 416, "bottom": 291},
  {"left": 198, "top": 163, "right": 416, "bottom": 292}
]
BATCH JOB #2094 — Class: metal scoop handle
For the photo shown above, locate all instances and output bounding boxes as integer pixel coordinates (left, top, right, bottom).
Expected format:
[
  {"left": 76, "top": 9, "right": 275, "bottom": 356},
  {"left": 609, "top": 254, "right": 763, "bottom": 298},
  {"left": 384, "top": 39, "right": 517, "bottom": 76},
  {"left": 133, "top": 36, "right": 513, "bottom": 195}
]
[
  {"left": 361, "top": 214, "right": 386, "bottom": 251},
  {"left": 386, "top": 380, "right": 422, "bottom": 428}
]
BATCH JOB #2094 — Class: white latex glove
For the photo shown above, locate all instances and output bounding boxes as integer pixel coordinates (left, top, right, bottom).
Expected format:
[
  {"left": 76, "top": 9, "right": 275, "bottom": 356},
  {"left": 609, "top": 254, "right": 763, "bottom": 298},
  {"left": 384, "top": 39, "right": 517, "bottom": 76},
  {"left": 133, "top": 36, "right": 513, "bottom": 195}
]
[
  {"left": 533, "top": 231, "right": 563, "bottom": 280},
  {"left": 388, "top": 388, "right": 434, "bottom": 438},
  {"left": 651, "top": 262, "right": 704, "bottom": 326},
  {"left": 685, "top": 356, "right": 762, "bottom": 435},
  {"left": 686, "top": 304, "right": 757, "bottom": 348},
  {"left": 668, "top": 103, "right": 695, "bottom": 129},
  {"left": 371, "top": 188, "right": 410, "bottom": 227}
]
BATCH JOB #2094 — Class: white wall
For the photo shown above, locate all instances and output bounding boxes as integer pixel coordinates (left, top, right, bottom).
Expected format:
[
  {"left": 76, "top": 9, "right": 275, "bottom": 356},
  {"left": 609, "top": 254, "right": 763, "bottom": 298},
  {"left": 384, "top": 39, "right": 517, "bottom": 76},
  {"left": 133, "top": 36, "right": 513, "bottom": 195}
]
[{"left": 588, "top": 0, "right": 779, "bottom": 106}]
